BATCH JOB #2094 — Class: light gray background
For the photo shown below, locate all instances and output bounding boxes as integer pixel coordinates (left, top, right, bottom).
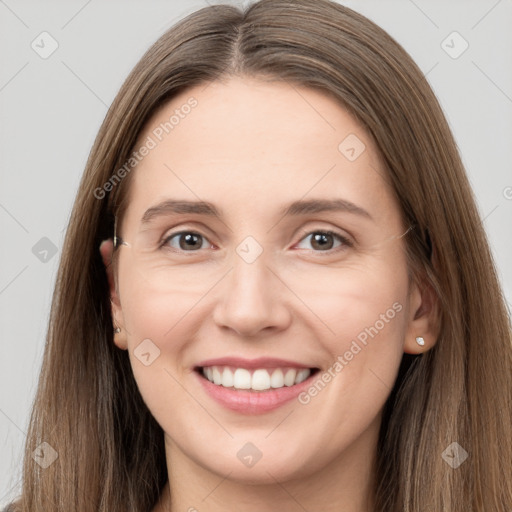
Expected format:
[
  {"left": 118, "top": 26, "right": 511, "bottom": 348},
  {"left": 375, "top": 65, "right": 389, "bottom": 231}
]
[{"left": 1, "top": 0, "right": 511, "bottom": 505}]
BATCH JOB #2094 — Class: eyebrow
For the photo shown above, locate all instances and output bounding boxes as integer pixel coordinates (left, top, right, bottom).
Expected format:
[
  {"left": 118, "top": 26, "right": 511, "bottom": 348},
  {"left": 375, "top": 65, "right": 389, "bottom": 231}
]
[{"left": 141, "top": 198, "right": 373, "bottom": 224}]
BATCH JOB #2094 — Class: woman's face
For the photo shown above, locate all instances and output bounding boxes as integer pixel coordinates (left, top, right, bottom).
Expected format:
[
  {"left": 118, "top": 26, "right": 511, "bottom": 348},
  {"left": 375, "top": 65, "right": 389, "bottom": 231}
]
[{"left": 105, "top": 77, "right": 431, "bottom": 484}]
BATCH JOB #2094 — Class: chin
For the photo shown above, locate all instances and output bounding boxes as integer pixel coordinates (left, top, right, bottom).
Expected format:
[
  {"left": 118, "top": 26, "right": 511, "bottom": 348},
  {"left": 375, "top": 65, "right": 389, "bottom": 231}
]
[{"left": 193, "top": 441, "right": 319, "bottom": 485}]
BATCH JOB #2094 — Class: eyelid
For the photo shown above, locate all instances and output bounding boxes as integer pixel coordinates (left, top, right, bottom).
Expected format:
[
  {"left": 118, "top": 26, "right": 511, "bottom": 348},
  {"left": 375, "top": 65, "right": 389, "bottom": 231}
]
[
  {"left": 159, "top": 222, "right": 217, "bottom": 247},
  {"left": 293, "top": 226, "right": 353, "bottom": 247}
]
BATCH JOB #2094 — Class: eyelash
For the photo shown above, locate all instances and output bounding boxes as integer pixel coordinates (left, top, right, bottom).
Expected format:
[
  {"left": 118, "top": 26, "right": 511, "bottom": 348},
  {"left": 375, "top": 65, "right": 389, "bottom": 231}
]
[{"left": 159, "top": 228, "right": 353, "bottom": 256}]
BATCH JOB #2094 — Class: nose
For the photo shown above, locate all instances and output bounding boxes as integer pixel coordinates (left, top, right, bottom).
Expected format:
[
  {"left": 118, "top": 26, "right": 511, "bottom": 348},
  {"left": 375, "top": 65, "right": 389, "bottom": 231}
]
[{"left": 212, "top": 254, "right": 292, "bottom": 338}]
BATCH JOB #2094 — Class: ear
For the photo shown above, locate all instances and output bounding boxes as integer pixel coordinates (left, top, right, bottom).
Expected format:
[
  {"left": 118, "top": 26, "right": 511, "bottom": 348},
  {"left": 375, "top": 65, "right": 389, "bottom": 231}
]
[
  {"left": 99, "top": 239, "right": 127, "bottom": 350},
  {"left": 403, "top": 276, "right": 440, "bottom": 354}
]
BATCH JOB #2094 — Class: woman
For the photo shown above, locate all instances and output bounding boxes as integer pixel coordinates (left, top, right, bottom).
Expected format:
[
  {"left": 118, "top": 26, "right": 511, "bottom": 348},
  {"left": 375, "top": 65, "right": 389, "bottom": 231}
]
[{"left": 6, "top": 0, "right": 511, "bottom": 510}]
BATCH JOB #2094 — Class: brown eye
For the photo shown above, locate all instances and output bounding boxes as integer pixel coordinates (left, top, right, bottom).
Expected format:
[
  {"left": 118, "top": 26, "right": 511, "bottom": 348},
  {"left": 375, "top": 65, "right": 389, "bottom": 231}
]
[
  {"left": 296, "top": 230, "right": 352, "bottom": 252},
  {"left": 163, "top": 231, "right": 210, "bottom": 251},
  {"left": 310, "top": 232, "right": 335, "bottom": 250}
]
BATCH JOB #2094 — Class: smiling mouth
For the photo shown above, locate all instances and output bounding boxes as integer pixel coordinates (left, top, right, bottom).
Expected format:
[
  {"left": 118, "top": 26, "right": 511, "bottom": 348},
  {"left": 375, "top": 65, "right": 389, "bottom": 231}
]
[{"left": 195, "top": 366, "right": 321, "bottom": 392}]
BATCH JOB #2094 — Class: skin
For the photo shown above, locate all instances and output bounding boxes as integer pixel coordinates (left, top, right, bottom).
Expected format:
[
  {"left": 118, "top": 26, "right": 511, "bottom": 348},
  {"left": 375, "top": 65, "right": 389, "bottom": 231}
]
[{"left": 100, "top": 77, "right": 438, "bottom": 512}]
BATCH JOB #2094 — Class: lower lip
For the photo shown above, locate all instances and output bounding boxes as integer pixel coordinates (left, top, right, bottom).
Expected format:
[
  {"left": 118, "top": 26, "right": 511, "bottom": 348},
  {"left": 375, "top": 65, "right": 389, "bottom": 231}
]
[{"left": 195, "top": 369, "right": 317, "bottom": 414}]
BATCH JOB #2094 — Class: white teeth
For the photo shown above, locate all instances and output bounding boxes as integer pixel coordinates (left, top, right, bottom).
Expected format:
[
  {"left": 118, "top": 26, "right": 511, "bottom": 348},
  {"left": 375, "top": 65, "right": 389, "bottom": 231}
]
[
  {"left": 251, "top": 369, "right": 271, "bottom": 390},
  {"left": 270, "top": 369, "right": 284, "bottom": 388},
  {"left": 201, "top": 366, "right": 312, "bottom": 391},
  {"left": 283, "top": 369, "right": 297, "bottom": 386},
  {"left": 222, "top": 367, "right": 234, "bottom": 387},
  {"left": 212, "top": 367, "right": 222, "bottom": 385},
  {"left": 295, "top": 369, "right": 310, "bottom": 384},
  {"left": 233, "top": 368, "right": 252, "bottom": 389}
]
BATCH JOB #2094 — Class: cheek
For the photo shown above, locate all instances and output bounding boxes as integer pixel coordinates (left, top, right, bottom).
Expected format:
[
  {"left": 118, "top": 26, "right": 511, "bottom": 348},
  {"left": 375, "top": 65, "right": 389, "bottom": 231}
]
[
  {"left": 116, "top": 258, "right": 202, "bottom": 409},
  {"left": 117, "top": 248, "right": 216, "bottom": 342},
  {"left": 118, "top": 279, "right": 203, "bottom": 429},
  {"left": 287, "top": 289, "right": 406, "bottom": 475},
  {"left": 301, "top": 272, "right": 406, "bottom": 403},
  {"left": 283, "top": 247, "right": 409, "bottom": 350},
  {"left": 289, "top": 250, "right": 409, "bottom": 412}
]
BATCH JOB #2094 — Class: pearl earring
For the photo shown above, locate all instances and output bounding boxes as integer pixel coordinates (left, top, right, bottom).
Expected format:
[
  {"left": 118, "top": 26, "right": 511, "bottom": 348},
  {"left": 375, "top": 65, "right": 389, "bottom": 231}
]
[{"left": 416, "top": 336, "right": 425, "bottom": 346}]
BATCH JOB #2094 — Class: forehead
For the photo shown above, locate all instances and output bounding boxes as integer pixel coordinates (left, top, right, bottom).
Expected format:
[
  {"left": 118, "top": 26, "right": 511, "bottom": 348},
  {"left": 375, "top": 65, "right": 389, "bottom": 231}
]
[
  {"left": 143, "top": 77, "right": 367, "bottom": 159},
  {"left": 123, "top": 76, "right": 395, "bottom": 225}
]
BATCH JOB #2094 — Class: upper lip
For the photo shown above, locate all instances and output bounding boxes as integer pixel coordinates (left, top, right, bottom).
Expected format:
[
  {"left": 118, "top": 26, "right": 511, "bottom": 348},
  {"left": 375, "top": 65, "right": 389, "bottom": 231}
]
[{"left": 195, "top": 357, "right": 316, "bottom": 370}]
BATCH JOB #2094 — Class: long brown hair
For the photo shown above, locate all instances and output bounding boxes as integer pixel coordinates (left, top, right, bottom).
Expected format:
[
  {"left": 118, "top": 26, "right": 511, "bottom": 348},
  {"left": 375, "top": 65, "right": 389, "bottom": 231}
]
[{"left": 9, "top": 1, "right": 511, "bottom": 510}]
